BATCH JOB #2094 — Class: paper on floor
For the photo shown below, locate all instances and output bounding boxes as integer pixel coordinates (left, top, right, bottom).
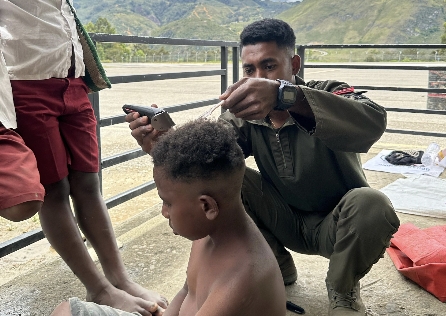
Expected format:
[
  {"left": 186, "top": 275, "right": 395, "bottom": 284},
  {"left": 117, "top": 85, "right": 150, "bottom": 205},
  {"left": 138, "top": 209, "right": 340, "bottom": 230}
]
[
  {"left": 363, "top": 149, "right": 444, "bottom": 177},
  {"left": 380, "top": 174, "right": 446, "bottom": 218}
]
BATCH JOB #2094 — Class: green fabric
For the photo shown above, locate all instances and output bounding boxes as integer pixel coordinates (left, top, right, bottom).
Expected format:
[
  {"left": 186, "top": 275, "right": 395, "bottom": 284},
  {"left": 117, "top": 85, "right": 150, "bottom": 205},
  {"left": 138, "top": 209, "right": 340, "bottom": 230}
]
[
  {"left": 219, "top": 77, "right": 386, "bottom": 213},
  {"left": 241, "top": 167, "right": 399, "bottom": 293},
  {"left": 65, "top": 0, "right": 111, "bottom": 92}
]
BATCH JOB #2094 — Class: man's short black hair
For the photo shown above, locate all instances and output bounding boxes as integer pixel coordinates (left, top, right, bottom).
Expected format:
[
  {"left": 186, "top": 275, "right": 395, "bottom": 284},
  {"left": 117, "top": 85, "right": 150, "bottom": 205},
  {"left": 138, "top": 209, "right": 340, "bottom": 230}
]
[
  {"left": 240, "top": 18, "right": 296, "bottom": 54},
  {"left": 151, "top": 119, "right": 245, "bottom": 182}
]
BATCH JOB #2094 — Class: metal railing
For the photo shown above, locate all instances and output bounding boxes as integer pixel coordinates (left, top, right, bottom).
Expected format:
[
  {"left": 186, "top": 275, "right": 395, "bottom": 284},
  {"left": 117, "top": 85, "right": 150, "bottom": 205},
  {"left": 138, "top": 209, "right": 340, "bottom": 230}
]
[
  {"left": 297, "top": 44, "right": 446, "bottom": 139},
  {"left": 2, "top": 41, "right": 446, "bottom": 258},
  {"left": 0, "top": 34, "right": 240, "bottom": 258}
]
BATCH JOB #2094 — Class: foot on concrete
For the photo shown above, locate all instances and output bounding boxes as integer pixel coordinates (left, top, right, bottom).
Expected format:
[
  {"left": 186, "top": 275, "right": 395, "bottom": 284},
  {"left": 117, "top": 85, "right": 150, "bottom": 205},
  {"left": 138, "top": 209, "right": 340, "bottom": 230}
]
[
  {"left": 277, "top": 250, "right": 297, "bottom": 286},
  {"left": 87, "top": 284, "right": 163, "bottom": 315},
  {"left": 326, "top": 279, "right": 365, "bottom": 315},
  {"left": 116, "top": 279, "right": 169, "bottom": 309}
]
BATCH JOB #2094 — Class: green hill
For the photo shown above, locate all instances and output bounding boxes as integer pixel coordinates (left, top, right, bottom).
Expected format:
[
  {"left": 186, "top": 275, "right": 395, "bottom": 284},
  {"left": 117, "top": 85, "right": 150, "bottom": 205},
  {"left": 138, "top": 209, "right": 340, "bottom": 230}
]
[
  {"left": 280, "top": 0, "right": 446, "bottom": 44},
  {"left": 75, "top": 0, "right": 294, "bottom": 37},
  {"left": 74, "top": 0, "right": 446, "bottom": 44}
]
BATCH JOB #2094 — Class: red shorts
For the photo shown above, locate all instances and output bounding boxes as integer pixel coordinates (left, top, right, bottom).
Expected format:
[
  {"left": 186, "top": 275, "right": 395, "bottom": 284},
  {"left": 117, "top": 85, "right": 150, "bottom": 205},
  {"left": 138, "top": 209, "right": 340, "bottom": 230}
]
[
  {"left": 11, "top": 77, "right": 99, "bottom": 185},
  {"left": 0, "top": 124, "right": 45, "bottom": 209}
]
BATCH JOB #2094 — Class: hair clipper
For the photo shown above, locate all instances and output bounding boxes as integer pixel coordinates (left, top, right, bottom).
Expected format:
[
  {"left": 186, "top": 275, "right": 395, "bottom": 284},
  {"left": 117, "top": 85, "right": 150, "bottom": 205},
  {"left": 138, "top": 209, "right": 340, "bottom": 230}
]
[{"left": 122, "top": 104, "right": 175, "bottom": 132}]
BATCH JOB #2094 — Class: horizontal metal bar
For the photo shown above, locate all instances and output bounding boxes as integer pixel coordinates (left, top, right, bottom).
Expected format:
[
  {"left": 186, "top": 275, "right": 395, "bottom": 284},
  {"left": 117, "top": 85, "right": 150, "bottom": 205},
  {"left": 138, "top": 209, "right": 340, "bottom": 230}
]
[
  {"left": 0, "top": 181, "right": 158, "bottom": 257},
  {"left": 385, "top": 108, "right": 446, "bottom": 115},
  {"left": 105, "top": 180, "right": 157, "bottom": 209},
  {"left": 298, "top": 44, "right": 446, "bottom": 49},
  {"left": 385, "top": 129, "right": 446, "bottom": 138},
  {"left": 109, "top": 70, "right": 225, "bottom": 84},
  {"left": 89, "top": 33, "right": 238, "bottom": 47},
  {"left": 102, "top": 148, "right": 147, "bottom": 169},
  {"left": 304, "top": 64, "right": 446, "bottom": 71},
  {"left": 355, "top": 86, "right": 446, "bottom": 94},
  {"left": 99, "top": 115, "right": 126, "bottom": 127},
  {"left": 0, "top": 229, "right": 44, "bottom": 258}
]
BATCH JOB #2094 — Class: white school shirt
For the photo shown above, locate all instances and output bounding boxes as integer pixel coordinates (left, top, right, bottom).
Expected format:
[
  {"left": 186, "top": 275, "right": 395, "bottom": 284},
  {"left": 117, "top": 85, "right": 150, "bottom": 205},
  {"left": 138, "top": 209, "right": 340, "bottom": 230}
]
[
  {"left": 0, "top": 0, "right": 85, "bottom": 80},
  {"left": 0, "top": 49, "right": 15, "bottom": 128}
]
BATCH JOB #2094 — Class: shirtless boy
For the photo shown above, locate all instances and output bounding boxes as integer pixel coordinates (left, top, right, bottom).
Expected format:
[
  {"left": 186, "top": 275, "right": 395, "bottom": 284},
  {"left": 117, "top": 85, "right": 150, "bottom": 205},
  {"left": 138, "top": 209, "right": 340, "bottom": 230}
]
[{"left": 51, "top": 119, "right": 286, "bottom": 316}]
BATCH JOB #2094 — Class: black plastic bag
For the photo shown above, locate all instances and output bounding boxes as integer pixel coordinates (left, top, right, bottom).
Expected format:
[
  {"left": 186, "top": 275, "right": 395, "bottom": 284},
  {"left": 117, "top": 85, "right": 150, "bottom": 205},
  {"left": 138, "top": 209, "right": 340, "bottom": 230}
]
[{"left": 385, "top": 150, "right": 423, "bottom": 165}]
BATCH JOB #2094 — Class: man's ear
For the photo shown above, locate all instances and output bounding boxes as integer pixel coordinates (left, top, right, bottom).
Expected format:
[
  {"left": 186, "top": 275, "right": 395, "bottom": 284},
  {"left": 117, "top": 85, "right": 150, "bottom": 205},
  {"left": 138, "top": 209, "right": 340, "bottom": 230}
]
[
  {"left": 291, "top": 55, "right": 301, "bottom": 75},
  {"left": 200, "top": 195, "right": 219, "bottom": 221}
]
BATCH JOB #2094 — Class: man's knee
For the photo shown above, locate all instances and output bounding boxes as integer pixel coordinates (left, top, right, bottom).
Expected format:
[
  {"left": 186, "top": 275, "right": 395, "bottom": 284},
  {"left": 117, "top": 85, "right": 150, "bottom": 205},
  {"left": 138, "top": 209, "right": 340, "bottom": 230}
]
[
  {"left": 341, "top": 187, "right": 400, "bottom": 233},
  {"left": 242, "top": 167, "right": 262, "bottom": 196}
]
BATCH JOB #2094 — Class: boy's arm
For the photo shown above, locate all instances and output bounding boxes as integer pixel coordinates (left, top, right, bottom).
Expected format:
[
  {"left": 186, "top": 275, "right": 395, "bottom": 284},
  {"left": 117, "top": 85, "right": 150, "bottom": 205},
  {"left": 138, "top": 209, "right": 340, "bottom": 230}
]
[{"left": 163, "top": 281, "right": 188, "bottom": 316}]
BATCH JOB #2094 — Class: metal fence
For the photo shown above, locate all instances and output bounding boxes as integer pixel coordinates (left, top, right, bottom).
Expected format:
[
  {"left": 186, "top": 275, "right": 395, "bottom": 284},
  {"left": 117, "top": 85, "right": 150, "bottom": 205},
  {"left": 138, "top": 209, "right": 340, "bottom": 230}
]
[
  {"left": 1, "top": 40, "right": 446, "bottom": 258},
  {"left": 0, "top": 34, "right": 240, "bottom": 258},
  {"left": 298, "top": 44, "right": 446, "bottom": 138}
]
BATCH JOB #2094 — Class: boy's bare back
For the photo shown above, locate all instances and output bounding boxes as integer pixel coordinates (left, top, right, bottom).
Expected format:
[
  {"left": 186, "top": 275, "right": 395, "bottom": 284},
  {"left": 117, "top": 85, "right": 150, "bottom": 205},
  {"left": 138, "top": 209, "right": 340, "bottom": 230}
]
[{"left": 179, "top": 217, "right": 286, "bottom": 316}]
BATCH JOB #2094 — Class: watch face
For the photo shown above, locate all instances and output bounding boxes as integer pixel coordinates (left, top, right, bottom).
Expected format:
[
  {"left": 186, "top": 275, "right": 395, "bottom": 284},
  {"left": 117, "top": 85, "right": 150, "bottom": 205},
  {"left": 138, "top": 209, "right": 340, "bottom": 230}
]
[{"left": 283, "top": 88, "right": 297, "bottom": 103}]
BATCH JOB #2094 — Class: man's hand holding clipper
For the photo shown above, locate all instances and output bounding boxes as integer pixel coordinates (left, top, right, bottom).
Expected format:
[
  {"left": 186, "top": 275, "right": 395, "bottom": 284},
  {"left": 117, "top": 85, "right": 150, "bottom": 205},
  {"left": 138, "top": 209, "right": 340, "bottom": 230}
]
[{"left": 125, "top": 104, "right": 172, "bottom": 155}]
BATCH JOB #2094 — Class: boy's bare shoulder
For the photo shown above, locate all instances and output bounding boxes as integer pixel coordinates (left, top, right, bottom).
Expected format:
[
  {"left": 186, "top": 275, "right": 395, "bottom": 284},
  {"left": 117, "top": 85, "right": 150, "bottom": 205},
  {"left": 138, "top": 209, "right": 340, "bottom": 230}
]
[{"left": 188, "top": 231, "right": 286, "bottom": 316}]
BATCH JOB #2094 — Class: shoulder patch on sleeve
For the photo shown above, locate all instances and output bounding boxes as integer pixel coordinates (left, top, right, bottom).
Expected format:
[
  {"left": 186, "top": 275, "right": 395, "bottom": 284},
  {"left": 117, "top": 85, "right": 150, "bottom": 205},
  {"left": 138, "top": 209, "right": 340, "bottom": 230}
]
[{"left": 333, "top": 87, "right": 355, "bottom": 95}]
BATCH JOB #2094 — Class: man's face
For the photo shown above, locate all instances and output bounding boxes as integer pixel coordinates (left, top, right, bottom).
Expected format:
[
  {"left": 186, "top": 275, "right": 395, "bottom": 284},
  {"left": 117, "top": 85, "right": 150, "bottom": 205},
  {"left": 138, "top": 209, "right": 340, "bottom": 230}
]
[{"left": 241, "top": 41, "right": 296, "bottom": 81}]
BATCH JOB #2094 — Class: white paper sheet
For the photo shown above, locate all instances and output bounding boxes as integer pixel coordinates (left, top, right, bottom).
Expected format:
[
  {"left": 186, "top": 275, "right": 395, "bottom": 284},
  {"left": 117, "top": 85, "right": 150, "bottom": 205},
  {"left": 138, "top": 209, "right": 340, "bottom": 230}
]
[
  {"left": 380, "top": 174, "right": 446, "bottom": 218},
  {"left": 362, "top": 149, "right": 444, "bottom": 177}
]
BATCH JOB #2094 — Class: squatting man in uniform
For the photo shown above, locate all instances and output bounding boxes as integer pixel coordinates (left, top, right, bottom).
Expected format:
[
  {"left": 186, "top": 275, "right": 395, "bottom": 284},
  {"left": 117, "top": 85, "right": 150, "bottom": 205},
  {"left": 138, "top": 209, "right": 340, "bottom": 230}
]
[{"left": 127, "top": 18, "right": 400, "bottom": 316}]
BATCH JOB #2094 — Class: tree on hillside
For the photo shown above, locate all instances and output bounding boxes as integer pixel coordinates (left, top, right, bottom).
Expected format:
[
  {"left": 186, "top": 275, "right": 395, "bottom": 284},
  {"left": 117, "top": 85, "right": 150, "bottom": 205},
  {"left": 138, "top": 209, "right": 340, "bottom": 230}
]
[
  {"left": 442, "top": 22, "right": 446, "bottom": 44},
  {"left": 83, "top": 17, "right": 179, "bottom": 63},
  {"left": 84, "top": 17, "right": 117, "bottom": 34},
  {"left": 84, "top": 17, "right": 130, "bottom": 61},
  {"left": 440, "top": 22, "right": 446, "bottom": 55}
]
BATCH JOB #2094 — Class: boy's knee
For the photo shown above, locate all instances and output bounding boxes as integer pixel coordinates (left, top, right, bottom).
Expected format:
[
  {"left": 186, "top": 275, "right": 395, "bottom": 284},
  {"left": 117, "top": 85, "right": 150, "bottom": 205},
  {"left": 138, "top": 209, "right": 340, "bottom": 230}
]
[
  {"left": 50, "top": 301, "right": 71, "bottom": 316},
  {"left": 68, "top": 171, "right": 100, "bottom": 195},
  {"left": 0, "top": 200, "right": 42, "bottom": 222}
]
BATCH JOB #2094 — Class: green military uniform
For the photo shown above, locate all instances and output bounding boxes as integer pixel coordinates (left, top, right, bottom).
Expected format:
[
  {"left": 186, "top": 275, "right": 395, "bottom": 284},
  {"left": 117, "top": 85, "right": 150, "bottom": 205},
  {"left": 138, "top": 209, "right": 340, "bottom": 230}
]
[{"left": 219, "top": 76, "right": 400, "bottom": 293}]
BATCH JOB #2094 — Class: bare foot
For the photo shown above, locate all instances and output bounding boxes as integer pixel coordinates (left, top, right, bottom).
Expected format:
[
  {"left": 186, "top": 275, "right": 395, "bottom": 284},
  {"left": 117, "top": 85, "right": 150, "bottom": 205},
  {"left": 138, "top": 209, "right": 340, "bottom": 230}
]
[
  {"left": 117, "top": 279, "right": 169, "bottom": 309},
  {"left": 87, "top": 285, "right": 164, "bottom": 316}
]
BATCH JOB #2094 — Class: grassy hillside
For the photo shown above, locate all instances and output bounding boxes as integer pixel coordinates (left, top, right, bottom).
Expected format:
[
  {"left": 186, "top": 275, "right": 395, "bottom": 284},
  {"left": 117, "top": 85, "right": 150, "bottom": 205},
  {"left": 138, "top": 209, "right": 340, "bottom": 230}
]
[
  {"left": 75, "top": 0, "right": 294, "bottom": 38},
  {"left": 74, "top": 0, "right": 446, "bottom": 44},
  {"left": 152, "top": 0, "right": 286, "bottom": 40},
  {"left": 279, "top": 0, "right": 446, "bottom": 44}
]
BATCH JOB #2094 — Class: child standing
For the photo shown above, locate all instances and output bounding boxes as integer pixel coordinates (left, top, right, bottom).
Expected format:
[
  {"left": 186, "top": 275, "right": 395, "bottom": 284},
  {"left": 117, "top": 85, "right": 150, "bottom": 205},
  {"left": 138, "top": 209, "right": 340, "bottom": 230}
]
[{"left": 1, "top": 1, "right": 165, "bottom": 314}]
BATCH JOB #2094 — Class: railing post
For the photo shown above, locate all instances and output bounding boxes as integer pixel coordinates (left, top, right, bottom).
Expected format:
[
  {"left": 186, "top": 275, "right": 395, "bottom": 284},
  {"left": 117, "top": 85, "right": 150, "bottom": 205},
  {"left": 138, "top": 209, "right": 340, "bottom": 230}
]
[
  {"left": 232, "top": 46, "right": 239, "bottom": 84},
  {"left": 297, "top": 45, "right": 305, "bottom": 80},
  {"left": 88, "top": 92, "right": 102, "bottom": 193},
  {"left": 221, "top": 46, "right": 228, "bottom": 95}
]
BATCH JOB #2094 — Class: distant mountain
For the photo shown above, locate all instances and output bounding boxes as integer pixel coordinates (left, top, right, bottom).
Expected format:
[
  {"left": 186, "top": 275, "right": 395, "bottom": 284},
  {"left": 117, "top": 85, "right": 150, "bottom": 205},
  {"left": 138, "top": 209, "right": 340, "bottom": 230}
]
[
  {"left": 74, "top": 0, "right": 446, "bottom": 44},
  {"left": 279, "top": 0, "right": 446, "bottom": 44},
  {"left": 74, "top": 0, "right": 295, "bottom": 38}
]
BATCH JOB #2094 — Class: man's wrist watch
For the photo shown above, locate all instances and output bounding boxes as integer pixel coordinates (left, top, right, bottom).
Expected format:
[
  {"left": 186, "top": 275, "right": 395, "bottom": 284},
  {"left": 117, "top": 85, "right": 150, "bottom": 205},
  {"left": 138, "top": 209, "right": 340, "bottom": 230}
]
[{"left": 275, "top": 79, "right": 298, "bottom": 111}]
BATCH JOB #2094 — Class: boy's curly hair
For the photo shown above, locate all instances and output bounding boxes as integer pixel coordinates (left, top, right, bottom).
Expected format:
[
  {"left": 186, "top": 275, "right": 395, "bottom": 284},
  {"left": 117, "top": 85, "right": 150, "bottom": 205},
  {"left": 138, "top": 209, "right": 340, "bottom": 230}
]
[
  {"left": 151, "top": 119, "right": 245, "bottom": 181},
  {"left": 240, "top": 18, "right": 296, "bottom": 56}
]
